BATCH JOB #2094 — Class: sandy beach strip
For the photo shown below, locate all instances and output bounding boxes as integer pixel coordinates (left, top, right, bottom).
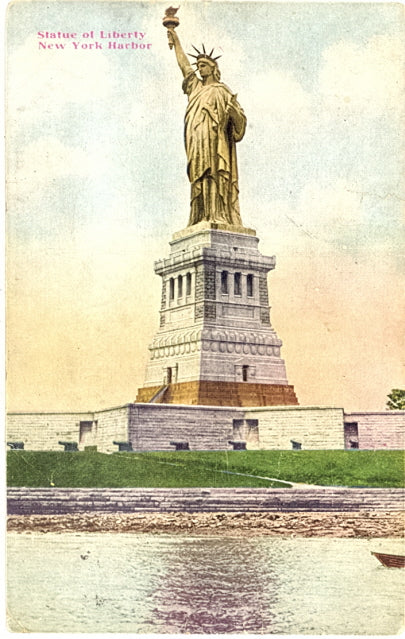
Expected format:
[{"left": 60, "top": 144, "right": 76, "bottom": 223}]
[{"left": 7, "top": 511, "right": 405, "bottom": 537}]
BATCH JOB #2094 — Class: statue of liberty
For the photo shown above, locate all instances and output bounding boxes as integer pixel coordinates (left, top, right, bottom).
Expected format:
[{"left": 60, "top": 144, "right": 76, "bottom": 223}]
[{"left": 165, "top": 15, "right": 247, "bottom": 228}]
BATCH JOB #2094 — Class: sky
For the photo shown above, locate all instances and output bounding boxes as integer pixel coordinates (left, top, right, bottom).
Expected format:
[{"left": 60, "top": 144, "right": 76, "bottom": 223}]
[{"left": 6, "top": 0, "right": 405, "bottom": 412}]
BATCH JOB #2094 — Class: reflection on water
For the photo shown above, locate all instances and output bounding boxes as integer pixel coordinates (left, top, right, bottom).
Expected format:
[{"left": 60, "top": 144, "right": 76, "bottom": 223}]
[
  {"left": 7, "top": 532, "right": 405, "bottom": 634},
  {"left": 149, "top": 537, "right": 278, "bottom": 634}
]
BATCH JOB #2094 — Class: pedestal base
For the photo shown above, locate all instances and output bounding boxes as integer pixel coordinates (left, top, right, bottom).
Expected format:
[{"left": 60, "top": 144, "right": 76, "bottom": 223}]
[
  {"left": 136, "top": 381, "right": 298, "bottom": 407},
  {"left": 172, "top": 221, "right": 256, "bottom": 240}
]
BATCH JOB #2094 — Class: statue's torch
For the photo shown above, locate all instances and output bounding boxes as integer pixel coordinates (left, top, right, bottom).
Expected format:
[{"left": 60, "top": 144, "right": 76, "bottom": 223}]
[{"left": 163, "top": 6, "right": 180, "bottom": 48}]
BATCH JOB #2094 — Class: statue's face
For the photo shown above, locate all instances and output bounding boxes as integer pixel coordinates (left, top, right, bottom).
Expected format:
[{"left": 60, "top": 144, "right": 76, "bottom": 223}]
[{"left": 197, "top": 60, "right": 213, "bottom": 79}]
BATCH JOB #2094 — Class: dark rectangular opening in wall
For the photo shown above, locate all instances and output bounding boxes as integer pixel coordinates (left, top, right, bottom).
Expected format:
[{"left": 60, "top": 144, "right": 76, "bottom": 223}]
[
  {"left": 247, "top": 274, "right": 253, "bottom": 297},
  {"left": 186, "top": 272, "right": 192, "bottom": 296},
  {"left": 167, "top": 367, "right": 172, "bottom": 384},
  {"left": 344, "top": 422, "right": 359, "bottom": 449},
  {"left": 221, "top": 270, "right": 228, "bottom": 294},
  {"left": 232, "top": 419, "right": 244, "bottom": 440},
  {"left": 178, "top": 275, "right": 183, "bottom": 297},
  {"left": 234, "top": 272, "right": 241, "bottom": 296},
  {"left": 59, "top": 441, "right": 78, "bottom": 452},
  {"left": 170, "top": 441, "right": 190, "bottom": 450},
  {"left": 242, "top": 365, "right": 249, "bottom": 381},
  {"left": 113, "top": 441, "right": 133, "bottom": 452},
  {"left": 169, "top": 278, "right": 175, "bottom": 300},
  {"left": 229, "top": 440, "right": 246, "bottom": 450},
  {"left": 79, "top": 421, "right": 93, "bottom": 444}
]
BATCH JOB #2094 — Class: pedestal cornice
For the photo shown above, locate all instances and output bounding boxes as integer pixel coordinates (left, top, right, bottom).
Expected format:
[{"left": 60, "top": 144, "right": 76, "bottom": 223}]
[
  {"left": 171, "top": 221, "right": 256, "bottom": 241},
  {"left": 154, "top": 250, "right": 276, "bottom": 276},
  {"left": 155, "top": 227, "right": 275, "bottom": 276}
]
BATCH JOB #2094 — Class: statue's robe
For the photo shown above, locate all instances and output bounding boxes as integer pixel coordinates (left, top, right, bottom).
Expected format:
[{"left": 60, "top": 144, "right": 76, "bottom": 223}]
[{"left": 182, "top": 71, "right": 246, "bottom": 226}]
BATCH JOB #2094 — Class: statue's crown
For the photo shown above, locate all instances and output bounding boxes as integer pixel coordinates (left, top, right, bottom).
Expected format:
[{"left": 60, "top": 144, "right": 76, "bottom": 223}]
[{"left": 188, "top": 44, "right": 221, "bottom": 65}]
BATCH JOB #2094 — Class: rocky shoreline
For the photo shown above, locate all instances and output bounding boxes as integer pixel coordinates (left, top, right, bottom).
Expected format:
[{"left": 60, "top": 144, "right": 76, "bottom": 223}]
[{"left": 7, "top": 511, "right": 405, "bottom": 537}]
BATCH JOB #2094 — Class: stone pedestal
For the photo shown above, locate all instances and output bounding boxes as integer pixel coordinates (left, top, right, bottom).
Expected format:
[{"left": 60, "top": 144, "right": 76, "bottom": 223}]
[{"left": 136, "top": 226, "right": 298, "bottom": 406}]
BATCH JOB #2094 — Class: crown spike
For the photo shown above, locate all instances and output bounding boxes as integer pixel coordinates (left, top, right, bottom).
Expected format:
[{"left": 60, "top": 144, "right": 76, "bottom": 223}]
[{"left": 189, "top": 44, "right": 221, "bottom": 65}]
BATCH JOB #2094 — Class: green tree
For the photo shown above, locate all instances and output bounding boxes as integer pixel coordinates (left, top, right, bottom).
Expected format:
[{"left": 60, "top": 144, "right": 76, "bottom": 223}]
[{"left": 386, "top": 389, "right": 405, "bottom": 410}]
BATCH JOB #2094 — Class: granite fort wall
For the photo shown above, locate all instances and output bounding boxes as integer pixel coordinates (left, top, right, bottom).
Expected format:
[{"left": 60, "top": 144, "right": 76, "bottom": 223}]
[
  {"left": 129, "top": 403, "right": 241, "bottom": 451},
  {"left": 7, "top": 406, "right": 405, "bottom": 452},
  {"left": 7, "top": 406, "right": 130, "bottom": 454},
  {"left": 94, "top": 405, "right": 130, "bottom": 453},
  {"left": 7, "top": 487, "right": 404, "bottom": 515},
  {"left": 6, "top": 412, "right": 94, "bottom": 451},
  {"left": 246, "top": 406, "right": 345, "bottom": 450},
  {"left": 345, "top": 412, "right": 405, "bottom": 450},
  {"left": 129, "top": 404, "right": 346, "bottom": 451}
]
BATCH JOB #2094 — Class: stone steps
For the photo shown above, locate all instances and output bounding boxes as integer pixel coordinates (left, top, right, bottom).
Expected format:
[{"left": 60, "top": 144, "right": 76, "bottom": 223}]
[
  {"left": 135, "top": 381, "right": 298, "bottom": 407},
  {"left": 7, "top": 487, "right": 404, "bottom": 515}
]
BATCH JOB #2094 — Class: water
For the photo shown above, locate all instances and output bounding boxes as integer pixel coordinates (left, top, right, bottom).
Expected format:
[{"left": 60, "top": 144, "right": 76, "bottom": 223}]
[{"left": 7, "top": 532, "right": 405, "bottom": 634}]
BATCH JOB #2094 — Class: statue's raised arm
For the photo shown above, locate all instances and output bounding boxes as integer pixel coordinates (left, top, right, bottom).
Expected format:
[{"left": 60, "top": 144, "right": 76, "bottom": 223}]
[
  {"left": 167, "top": 28, "right": 193, "bottom": 78},
  {"left": 163, "top": 9, "right": 247, "bottom": 229}
]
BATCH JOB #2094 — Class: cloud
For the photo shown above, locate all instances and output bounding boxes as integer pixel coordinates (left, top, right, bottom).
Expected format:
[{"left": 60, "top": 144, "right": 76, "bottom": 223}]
[
  {"left": 318, "top": 34, "right": 404, "bottom": 119},
  {"left": 245, "top": 69, "right": 312, "bottom": 132},
  {"left": 249, "top": 179, "right": 367, "bottom": 257},
  {"left": 297, "top": 180, "right": 364, "bottom": 229},
  {"left": 8, "top": 136, "right": 105, "bottom": 207},
  {"left": 7, "top": 34, "right": 113, "bottom": 127},
  {"left": 16, "top": 136, "right": 94, "bottom": 179}
]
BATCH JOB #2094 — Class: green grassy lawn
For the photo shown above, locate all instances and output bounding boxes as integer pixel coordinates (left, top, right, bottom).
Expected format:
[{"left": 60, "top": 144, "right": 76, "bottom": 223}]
[{"left": 7, "top": 450, "right": 404, "bottom": 488}]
